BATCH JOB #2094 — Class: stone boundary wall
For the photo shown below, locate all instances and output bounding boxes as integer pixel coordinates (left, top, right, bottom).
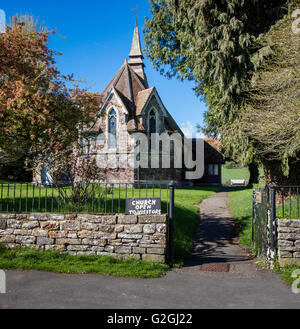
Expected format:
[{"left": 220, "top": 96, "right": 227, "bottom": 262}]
[
  {"left": 0, "top": 213, "right": 168, "bottom": 263},
  {"left": 277, "top": 219, "right": 300, "bottom": 267}
]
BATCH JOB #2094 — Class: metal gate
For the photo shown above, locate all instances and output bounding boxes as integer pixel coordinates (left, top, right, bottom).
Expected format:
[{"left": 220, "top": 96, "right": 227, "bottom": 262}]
[{"left": 252, "top": 186, "right": 277, "bottom": 265}]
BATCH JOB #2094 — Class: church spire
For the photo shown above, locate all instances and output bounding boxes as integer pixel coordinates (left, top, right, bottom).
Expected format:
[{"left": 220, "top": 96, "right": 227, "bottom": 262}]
[
  {"left": 129, "top": 21, "right": 143, "bottom": 60},
  {"left": 128, "top": 21, "right": 148, "bottom": 88}
]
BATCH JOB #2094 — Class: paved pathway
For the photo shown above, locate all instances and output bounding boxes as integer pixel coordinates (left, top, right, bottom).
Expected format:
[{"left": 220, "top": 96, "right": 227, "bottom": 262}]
[
  {"left": 0, "top": 191, "right": 299, "bottom": 309},
  {"left": 182, "top": 191, "right": 257, "bottom": 276}
]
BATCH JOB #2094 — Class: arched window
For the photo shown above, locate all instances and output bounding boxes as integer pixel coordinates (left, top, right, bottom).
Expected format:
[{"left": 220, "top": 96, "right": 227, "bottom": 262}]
[
  {"left": 149, "top": 109, "right": 157, "bottom": 135},
  {"left": 108, "top": 109, "right": 117, "bottom": 149},
  {"left": 149, "top": 109, "right": 158, "bottom": 151}
]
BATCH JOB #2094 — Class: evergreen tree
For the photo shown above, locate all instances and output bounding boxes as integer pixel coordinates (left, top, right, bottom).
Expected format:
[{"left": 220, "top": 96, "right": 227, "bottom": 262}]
[{"left": 144, "top": 0, "right": 291, "bottom": 183}]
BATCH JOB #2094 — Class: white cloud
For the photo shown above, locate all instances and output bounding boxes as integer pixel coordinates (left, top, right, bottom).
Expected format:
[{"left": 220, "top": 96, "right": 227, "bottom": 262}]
[{"left": 181, "top": 121, "right": 206, "bottom": 139}]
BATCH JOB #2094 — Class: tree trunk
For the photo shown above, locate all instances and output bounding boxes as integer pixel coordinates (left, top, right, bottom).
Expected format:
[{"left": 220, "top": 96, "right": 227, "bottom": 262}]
[
  {"left": 248, "top": 162, "right": 259, "bottom": 185},
  {"left": 265, "top": 160, "right": 300, "bottom": 186}
]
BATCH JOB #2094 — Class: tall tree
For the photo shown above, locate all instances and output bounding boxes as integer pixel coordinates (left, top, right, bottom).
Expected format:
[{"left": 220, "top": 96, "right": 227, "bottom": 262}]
[
  {"left": 0, "top": 15, "right": 100, "bottom": 163},
  {"left": 144, "top": 0, "right": 289, "bottom": 184},
  {"left": 239, "top": 3, "right": 300, "bottom": 184}
]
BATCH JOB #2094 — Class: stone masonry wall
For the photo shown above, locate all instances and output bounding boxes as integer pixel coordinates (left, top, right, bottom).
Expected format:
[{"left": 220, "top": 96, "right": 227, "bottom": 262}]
[
  {"left": 0, "top": 213, "right": 168, "bottom": 263},
  {"left": 277, "top": 219, "right": 300, "bottom": 267}
]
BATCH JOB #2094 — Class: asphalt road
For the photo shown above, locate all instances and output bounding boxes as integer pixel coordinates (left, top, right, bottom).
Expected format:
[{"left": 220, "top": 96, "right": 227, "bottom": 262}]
[{"left": 0, "top": 268, "right": 299, "bottom": 309}]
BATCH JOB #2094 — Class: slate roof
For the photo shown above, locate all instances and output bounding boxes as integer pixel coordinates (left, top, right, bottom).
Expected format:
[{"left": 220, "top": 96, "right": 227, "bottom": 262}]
[
  {"left": 101, "top": 24, "right": 183, "bottom": 135},
  {"left": 204, "top": 139, "right": 225, "bottom": 164},
  {"left": 136, "top": 88, "right": 154, "bottom": 116},
  {"left": 191, "top": 138, "right": 225, "bottom": 164}
]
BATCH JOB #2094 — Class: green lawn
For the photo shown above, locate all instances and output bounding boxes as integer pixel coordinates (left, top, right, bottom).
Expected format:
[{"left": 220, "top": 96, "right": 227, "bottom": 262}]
[
  {"left": 222, "top": 168, "right": 250, "bottom": 185},
  {"left": 222, "top": 167, "right": 266, "bottom": 186},
  {"left": 0, "top": 182, "right": 193, "bottom": 214},
  {"left": 276, "top": 193, "right": 300, "bottom": 219},
  {"left": 227, "top": 188, "right": 253, "bottom": 247},
  {"left": 0, "top": 186, "right": 219, "bottom": 276}
]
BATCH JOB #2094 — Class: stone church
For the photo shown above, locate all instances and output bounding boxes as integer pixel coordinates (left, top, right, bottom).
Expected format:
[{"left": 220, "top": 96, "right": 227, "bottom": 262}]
[
  {"left": 84, "top": 22, "right": 186, "bottom": 185},
  {"left": 37, "top": 23, "right": 224, "bottom": 186}
]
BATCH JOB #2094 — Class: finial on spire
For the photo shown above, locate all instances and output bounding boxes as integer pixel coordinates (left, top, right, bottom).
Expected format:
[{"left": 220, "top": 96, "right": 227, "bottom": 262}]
[
  {"left": 132, "top": 5, "right": 141, "bottom": 25},
  {"left": 128, "top": 14, "right": 149, "bottom": 88}
]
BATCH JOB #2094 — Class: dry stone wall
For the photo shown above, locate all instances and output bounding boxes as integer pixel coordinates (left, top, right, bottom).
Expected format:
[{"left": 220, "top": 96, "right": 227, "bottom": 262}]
[
  {"left": 0, "top": 213, "right": 168, "bottom": 263},
  {"left": 277, "top": 219, "right": 300, "bottom": 267}
]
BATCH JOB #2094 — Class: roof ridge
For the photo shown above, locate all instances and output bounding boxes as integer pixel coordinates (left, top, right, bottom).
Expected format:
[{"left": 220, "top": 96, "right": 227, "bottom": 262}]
[
  {"left": 102, "top": 64, "right": 126, "bottom": 95},
  {"left": 124, "top": 63, "right": 134, "bottom": 105},
  {"left": 127, "top": 64, "right": 147, "bottom": 90}
]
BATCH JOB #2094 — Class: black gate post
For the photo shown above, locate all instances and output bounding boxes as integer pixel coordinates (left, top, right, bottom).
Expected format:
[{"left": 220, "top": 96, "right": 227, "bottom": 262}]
[
  {"left": 269, "top": 183, "right": 277, "bottom": 255},
  {"left": 169, "top": 181, "right": 175, "bottom": 267}
]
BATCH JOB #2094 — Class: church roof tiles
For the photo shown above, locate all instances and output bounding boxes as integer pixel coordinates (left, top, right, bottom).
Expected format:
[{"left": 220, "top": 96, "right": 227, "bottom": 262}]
[{"left": 101, "top": 23, "right": 182, "bottom": 134}]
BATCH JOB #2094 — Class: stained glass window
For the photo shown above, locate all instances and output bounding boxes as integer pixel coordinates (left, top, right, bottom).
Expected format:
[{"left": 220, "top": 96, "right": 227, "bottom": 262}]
[{"left": 108, "top": 109, "right": 117, "bottom": 149}]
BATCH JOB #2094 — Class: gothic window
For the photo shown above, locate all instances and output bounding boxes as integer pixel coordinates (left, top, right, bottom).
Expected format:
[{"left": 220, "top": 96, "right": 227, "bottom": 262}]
[
  {"left": 149, "top": 109, "right": 158, "bottom": 152},
  {"left": 149, "top": 109, "right": 157, "bottom": 135},
  {"left": 108, "top": 109, "right": 117, "bottom": 149}
]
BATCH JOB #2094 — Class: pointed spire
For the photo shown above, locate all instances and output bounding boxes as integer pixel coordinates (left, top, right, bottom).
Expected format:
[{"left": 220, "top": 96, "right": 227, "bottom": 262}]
[
  {"left": 129, "top": 21, "right": 143, "bottom": 59},
  {"left": 128, "top": 22, "right": 148, "bottom": 88}
]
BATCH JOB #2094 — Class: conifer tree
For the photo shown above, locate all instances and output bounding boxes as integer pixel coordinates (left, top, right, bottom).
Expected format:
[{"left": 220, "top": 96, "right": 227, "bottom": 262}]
[{"left": 144, "top": 0, "right": 291, "bottom": 183}]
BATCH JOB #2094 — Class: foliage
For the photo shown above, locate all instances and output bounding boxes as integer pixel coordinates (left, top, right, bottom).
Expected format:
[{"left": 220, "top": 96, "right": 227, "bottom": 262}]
[
  {"left": 239, "top": 3, "right": 300, "bottom": 179},
  {"left": 273, "top": 260, "right": 300, "bottom": 287},
  {"left": 144, "top": 0, "right": 300, "bottom": 183},
  {"left": 35, "top": 144, "right": 107, "bottom": 204},
  {"left": 144, "top": 0, "right": 287, "bottom": 124},
  {"left": 223, "top": 161, "right": 245, "bottom": 170},
  {"left": 0, "top": 16, "right": 100, "bottom": 163}
]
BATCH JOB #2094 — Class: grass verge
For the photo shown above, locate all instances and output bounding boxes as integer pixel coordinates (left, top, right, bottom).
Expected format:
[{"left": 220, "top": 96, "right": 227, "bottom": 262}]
[
  {"left": 273, "top": 259, "right": 300, "bottom": 287},
  {"left": 0, "top": 246, "right": 169, "bottom": 279},
  {"left": 227, "top": 187, "right": 253, "bottom": 247}
]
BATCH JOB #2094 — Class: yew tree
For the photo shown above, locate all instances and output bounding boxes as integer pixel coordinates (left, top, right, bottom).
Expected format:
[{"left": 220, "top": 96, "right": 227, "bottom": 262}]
[
  {"left": 239, "top": 5, "right": 300, "bottom": 184},
  {"left": 144, "top": 0, "right": 290, "bottom": 184}
]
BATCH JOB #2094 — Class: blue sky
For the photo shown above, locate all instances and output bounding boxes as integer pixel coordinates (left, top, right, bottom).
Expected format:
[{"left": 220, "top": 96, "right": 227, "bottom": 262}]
[{"left": 1, "top": 1, "right": 207, "bottom": 137}]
